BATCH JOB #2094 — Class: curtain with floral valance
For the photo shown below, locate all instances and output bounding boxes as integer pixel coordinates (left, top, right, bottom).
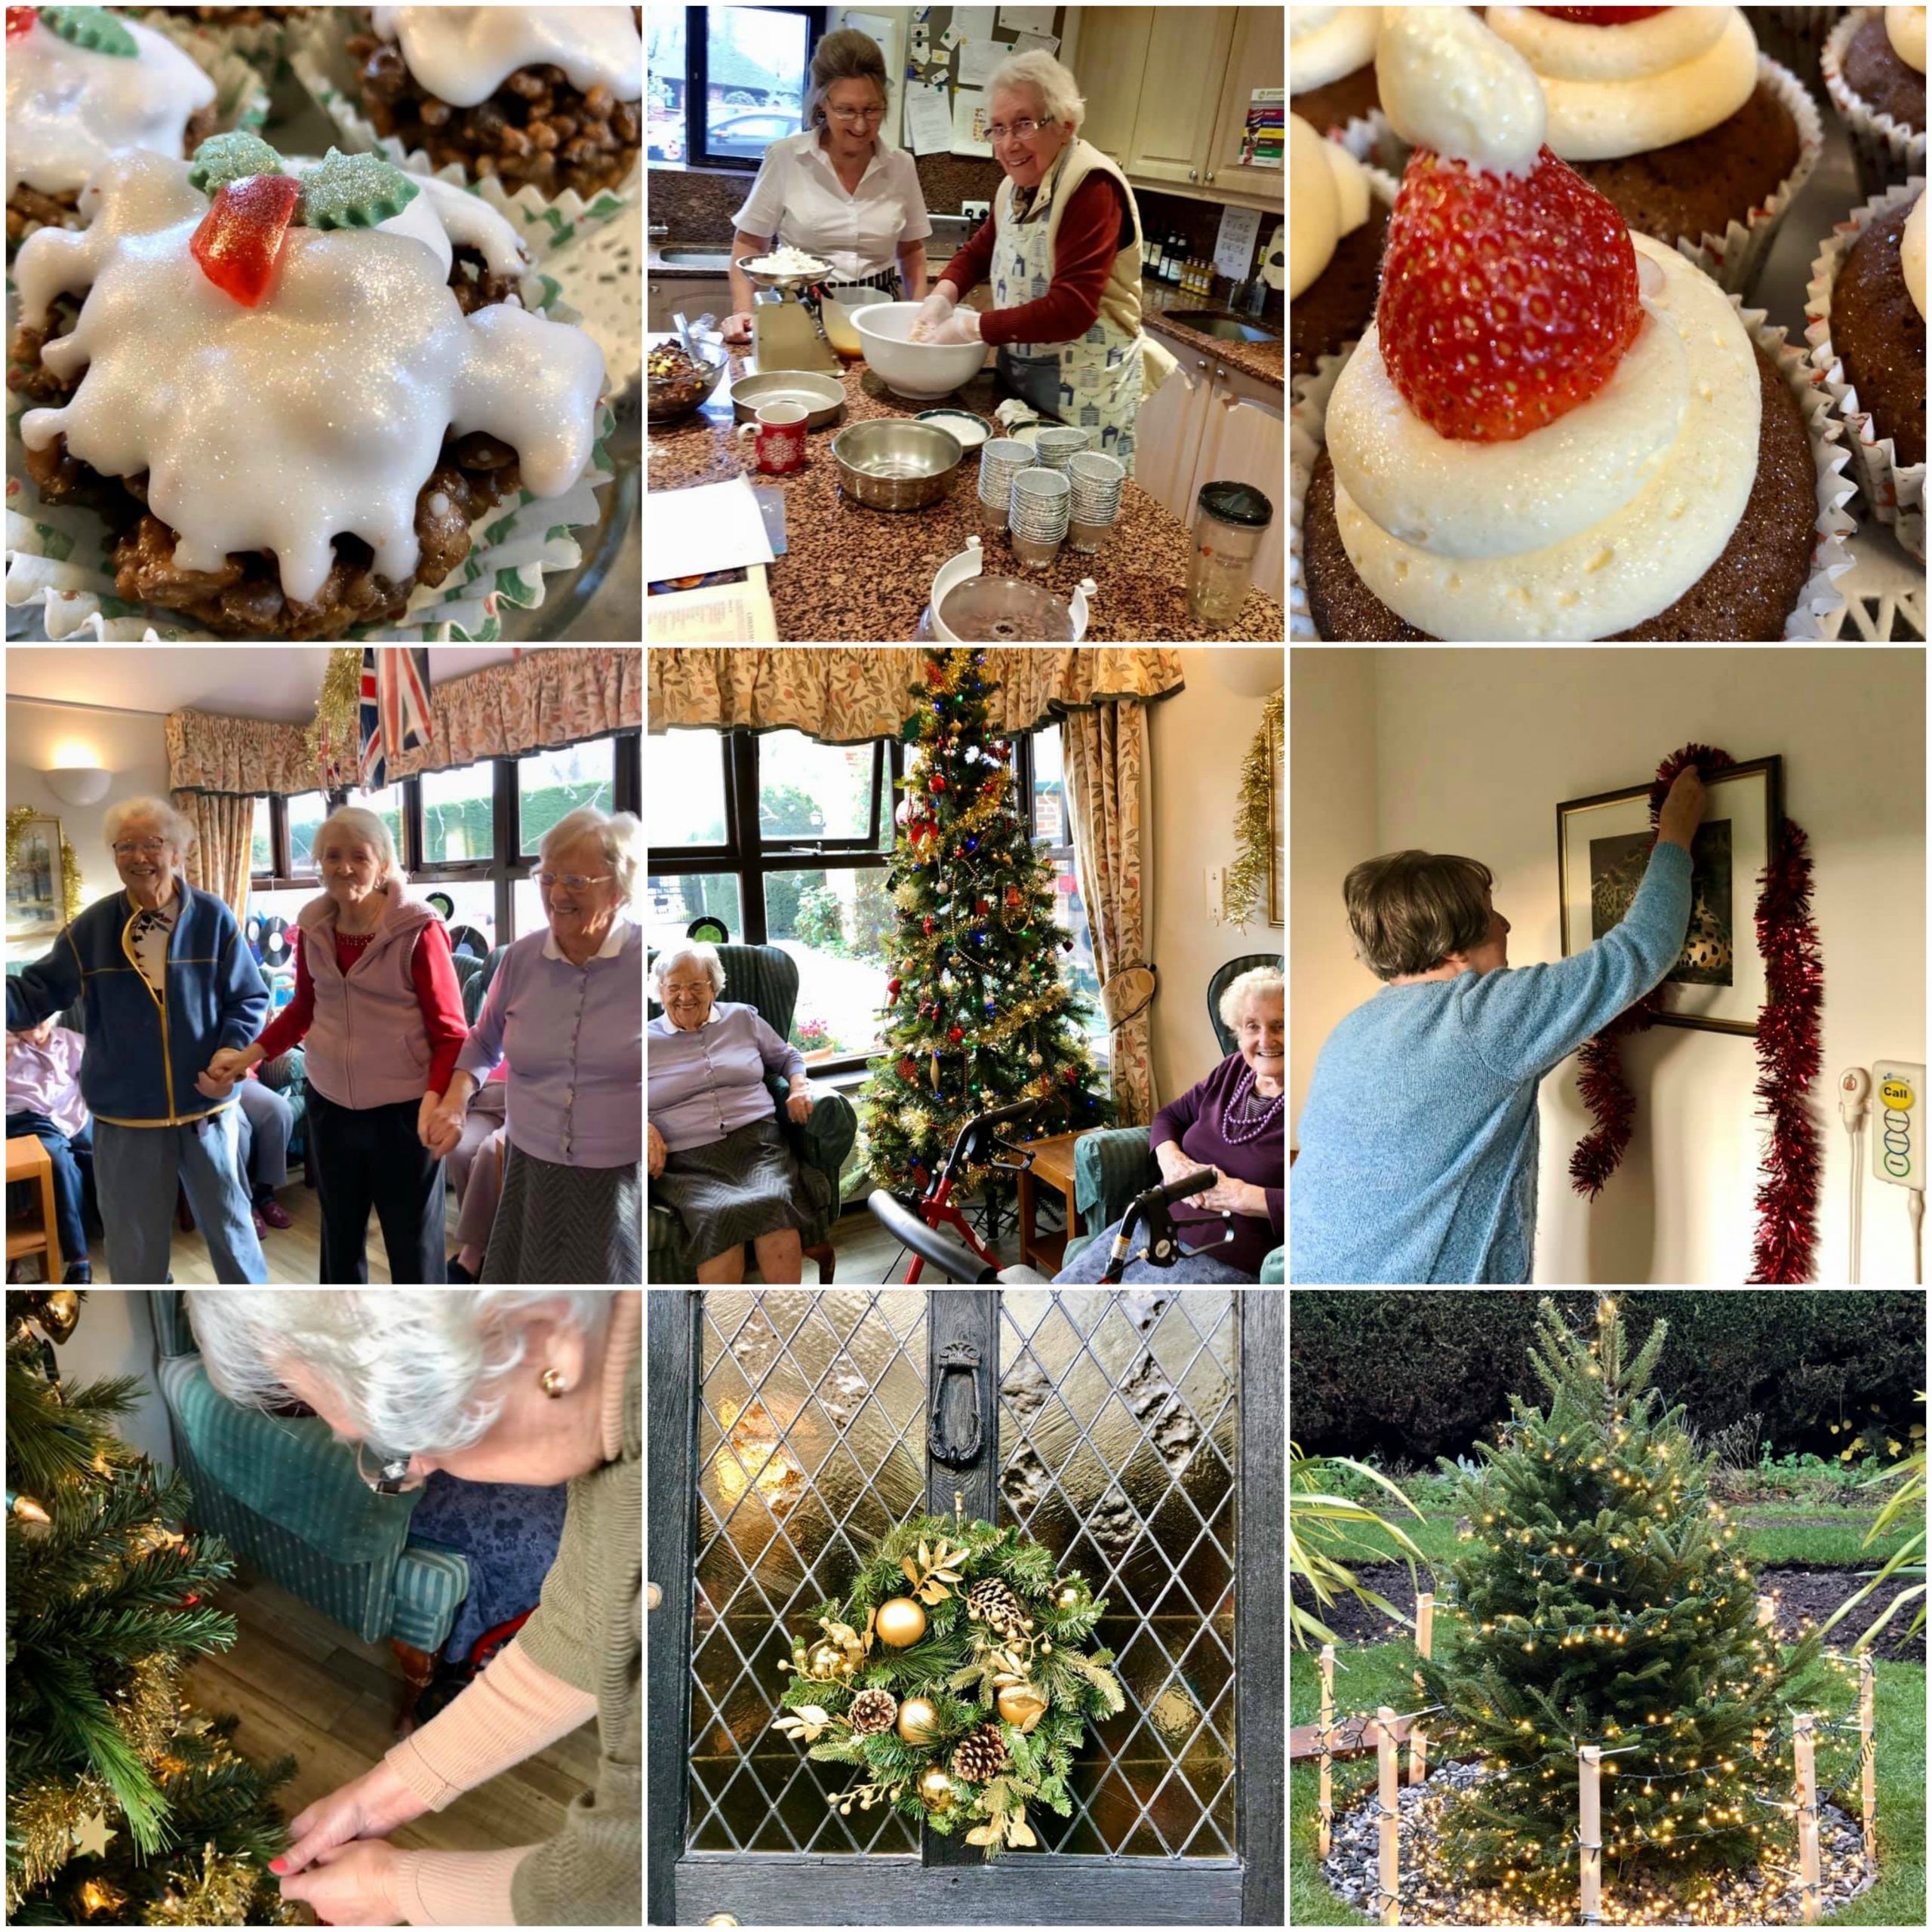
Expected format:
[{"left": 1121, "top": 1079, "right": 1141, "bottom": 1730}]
[
  {"left": 646, "top": 648, "right": 1186, "bottom": 743},
  {"left": 167, "top": 648, "right": 641, "bottom": 796}
]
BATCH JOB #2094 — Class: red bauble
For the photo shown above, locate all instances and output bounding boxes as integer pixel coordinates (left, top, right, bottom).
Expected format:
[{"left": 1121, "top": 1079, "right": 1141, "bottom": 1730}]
[
  {"left": 897, "top": 1057, "right": 918, "bottom": 1081},
  {"left": 929, "top": 774, "right": 947, "bottom": 794},
  {"left": 922, "top": 916, "right": 936, "bottom": 935},
  {"left": 948, "top": 1026, "right": 964, "bottom": 1044},
  {"left": 886, "top": 975, "right": 902, "bottom": 1003},
  {"left": 976, "top": 899, "right": 990, "bottom": 915}
]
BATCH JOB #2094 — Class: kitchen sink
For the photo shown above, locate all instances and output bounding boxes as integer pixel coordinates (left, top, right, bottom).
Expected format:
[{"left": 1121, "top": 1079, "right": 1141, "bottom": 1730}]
[
  {"left": 1158, "top": 310, "right": 1280, "bottom": 342},
  {"left": 660, "top": 248, "right": 734, "bottom": 266}
]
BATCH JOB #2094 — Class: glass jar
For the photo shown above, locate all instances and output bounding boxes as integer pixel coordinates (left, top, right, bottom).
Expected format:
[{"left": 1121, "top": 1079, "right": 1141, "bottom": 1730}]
[{"left": 1186, "top": 481, "right": 1274, "bottom": 629}]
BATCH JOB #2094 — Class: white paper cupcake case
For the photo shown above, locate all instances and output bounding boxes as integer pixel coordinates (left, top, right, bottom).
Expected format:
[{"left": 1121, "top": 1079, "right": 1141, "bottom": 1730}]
[
  {"left": 1823, "top": 8, "right": 1929, "bottom": 198},
  {"left": 135, "top": 6, "right": 305, "bottom": 75},
  {"left": 4, "top": 275, "right": 616, "bottom": 644},
  {"left": 288, "top": 12, "right": 638, "bottom": 262},
  {"left": 1332, "top": 106, "right": 1409, "bottom": 179},
  {"left": 1666, "top": 55, "right": 1823, "bottom": 298},
  {"left": 1290, "top": 303, "right": 1859, "bottom": 642},
  {"left": 1804, "top": 173, "right": 1927, "bottom": 560}
]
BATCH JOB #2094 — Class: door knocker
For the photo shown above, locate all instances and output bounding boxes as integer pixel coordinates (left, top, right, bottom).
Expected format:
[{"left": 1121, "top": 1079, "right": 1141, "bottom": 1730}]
[{"left": 928, "top": 1340, "right": 983, "bottom": 1467}]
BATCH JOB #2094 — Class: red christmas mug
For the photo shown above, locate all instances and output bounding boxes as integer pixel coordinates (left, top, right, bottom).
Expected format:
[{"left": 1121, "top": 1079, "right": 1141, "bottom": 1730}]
[{"left": 735, "top": 400, "right": 808, "bottom": 474}]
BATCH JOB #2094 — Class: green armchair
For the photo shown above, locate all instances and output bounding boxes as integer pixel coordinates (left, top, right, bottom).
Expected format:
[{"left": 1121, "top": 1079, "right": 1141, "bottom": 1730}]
[{"left": 648, "top": 943, "right": 857, "bottom": 1281}]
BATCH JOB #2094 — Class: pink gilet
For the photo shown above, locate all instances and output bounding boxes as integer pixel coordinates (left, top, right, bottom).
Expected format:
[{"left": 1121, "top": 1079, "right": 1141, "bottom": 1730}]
[{"left": 295, "top": 878, "right": 438, "bottom": 1109}]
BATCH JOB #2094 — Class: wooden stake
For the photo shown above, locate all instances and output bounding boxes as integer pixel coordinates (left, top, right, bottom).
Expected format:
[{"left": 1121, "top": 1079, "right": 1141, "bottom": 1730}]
[
  {"left": 1318, "top": 1645, "right": 1335, "bottom": 1858},
  {"left": 1578, "top": 1745, "right": 1602, "bottom": 1927},
  {"left": 1409, "top": 1593, "right": 1433, "bottom": 1785},
  {"left": 1859, "top": 1652, "right": 1877, "bottom": 1870},
  {"left": 1758, "top": 1593, "right": 1776, "bottom": 1630},
  {"left": 1376, "top": 1704, "right": 1400, "bottom": 1926},
  {"left": 1795, "top": 1712, "right": 1820, "bottom": 1926}
]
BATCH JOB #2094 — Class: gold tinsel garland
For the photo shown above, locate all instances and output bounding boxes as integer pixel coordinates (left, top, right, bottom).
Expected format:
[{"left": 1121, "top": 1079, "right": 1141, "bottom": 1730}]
[
  {"left": 6, "top": 804, "right": 85, "bottom": 934},
  {"left": 1222, "top": 688, "right": 1281, "bottom": 925},
  {"left": 302, "top": 647, "right": 365, "bottom": 789}
]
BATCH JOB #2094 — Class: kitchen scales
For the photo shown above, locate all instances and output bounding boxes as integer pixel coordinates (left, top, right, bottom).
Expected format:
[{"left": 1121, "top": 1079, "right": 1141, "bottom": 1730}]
[{"left": 736, "top": 253, "right": 840, "bottom": 374}]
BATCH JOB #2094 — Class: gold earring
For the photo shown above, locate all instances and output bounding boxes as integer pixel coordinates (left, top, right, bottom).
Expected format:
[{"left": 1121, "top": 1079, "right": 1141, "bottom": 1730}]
[{"left": 540, "top": 1367, "right": 567, "bottom": 1399}]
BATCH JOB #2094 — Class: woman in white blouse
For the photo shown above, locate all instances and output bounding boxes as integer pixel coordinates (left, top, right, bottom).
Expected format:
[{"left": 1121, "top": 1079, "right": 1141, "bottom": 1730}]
[{"left": 721, "top": 27, "right": 931, "bottom": 344}]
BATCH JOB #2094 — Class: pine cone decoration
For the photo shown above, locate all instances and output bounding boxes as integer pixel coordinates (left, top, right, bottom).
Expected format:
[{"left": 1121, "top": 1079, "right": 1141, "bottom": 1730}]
[
  {"left": 951, "top": 1722, "right": 1010, "bottom": 1783},
  {"left": 967, "top": 1576, "right": 1028, "bottom": 1638},
  {"left": 847, "top": 1687, "right": 898, "bottom": 1736}
]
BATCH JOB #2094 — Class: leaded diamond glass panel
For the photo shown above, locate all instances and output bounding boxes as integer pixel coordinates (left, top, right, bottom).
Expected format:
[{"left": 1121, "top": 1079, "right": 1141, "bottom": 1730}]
[
  {"left": 689, "top": 1291, "right": 929, "bottom": 1853},
  {"left": 998, "top": 1290, "right": 1238, "bottom": 1857}
]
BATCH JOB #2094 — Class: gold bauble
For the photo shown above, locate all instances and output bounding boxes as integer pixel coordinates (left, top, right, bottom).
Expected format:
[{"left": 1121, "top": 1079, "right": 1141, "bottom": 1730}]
[
  {"left": 916, "top": 1766, "right": 955, "bottom": 1813},
  {"left": 897, "top": 1696, "right": 940, "bottom": 1744},
  {"left": 875, "top": 1595, "right": 928, "bottom": 1648},
  {"left": 1053, "top": 1581, "right": 1081, "bottom": 1611},
  {"left": 35, "top": 1289, "right": 80, "bottom": 1344},
  {"left": 807, "top": 1641, "right": 853, "bottom": 1681},
  {"left": 996, "top": 1684, "right": 1048, "bottom": 1734}
]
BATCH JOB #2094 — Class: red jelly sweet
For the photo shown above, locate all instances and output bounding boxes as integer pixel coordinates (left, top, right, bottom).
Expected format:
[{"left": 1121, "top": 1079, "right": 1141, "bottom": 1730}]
[
  {"left": 189, "top": 173, "right": 301, "bottom": 307},
  {"left": 7, "top": 8, "right": 38, "bottom": 40}
]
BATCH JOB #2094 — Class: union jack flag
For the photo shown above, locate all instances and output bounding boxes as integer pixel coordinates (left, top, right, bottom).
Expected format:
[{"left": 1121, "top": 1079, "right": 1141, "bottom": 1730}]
[{"left": 358, "top": 648, "right": 432, "bottom": 789}]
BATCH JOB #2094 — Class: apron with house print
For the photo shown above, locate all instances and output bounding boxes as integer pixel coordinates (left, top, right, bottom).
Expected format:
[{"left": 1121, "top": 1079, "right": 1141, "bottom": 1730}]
[{"left": 992, "top": 140, "right": 1144, "bottom": 477}]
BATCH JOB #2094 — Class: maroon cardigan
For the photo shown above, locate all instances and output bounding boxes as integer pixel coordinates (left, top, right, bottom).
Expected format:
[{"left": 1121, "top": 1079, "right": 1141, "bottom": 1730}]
[{"left": 1150, "top": 1052, "right": 1286, "bottom": 1278}]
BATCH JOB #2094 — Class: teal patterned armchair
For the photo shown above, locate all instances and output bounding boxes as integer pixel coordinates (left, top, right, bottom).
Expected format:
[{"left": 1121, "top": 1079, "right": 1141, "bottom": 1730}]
[
  {"left": 648, "top": 943, "right": 857, "bottom": 1281},
  {"left": 148, "top": 1292, "right": 469, "bottom": 1723}
]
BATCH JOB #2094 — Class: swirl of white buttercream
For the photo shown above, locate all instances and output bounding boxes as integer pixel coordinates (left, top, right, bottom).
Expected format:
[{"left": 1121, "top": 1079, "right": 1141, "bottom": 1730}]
[
  {"left": 1904, "top": 190, "right": 1927, "bottom": 321},
  {"left": 1325, "top": 233, "right": 1763, "bottom": 641},
  {"left": 1377, "top": 4, "right": 1546, "bottom": 175},
  {"left": 1888, "top": 7, "right": 1927, "bottom": 75},
  {"left": 1291, "top": 115, "right": 1371, "bottom": 297},
  {"left": 1291, "top": 6, "right": 1382, "bottom": 94},
  {"left": 1485, "top": 5, "right": 1758, "bottom": 161}
]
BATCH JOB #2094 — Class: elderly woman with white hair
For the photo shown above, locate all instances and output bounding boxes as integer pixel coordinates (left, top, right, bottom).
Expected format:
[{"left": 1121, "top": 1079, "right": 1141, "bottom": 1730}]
[
  {"left": 202, "top": 804, "right": 467, "bottom": 1284},
  {"left": 646, "top": 940, "right": 831, "bottom": 1284},
  {"left": 421, "top": 808, "right": 644, "bottom": 1283},
  {"left": 1053, "top": 963, "right": 1284, "bottom": 1282},
  {"left": 5, "top": 794, "right": 269, "bottom": 1281},
  {"left": 183, "top": 1288, "right": 639, "bottom": 1928},
  {"left": 909, "top": 47, "right": 1160, "bottom": 474}
]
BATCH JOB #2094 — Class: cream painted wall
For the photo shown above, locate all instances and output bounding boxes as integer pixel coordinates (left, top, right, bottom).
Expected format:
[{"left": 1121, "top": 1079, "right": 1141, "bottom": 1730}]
[
  {"left": 7, "top": 700, "right": 173, "bottom": 964},
  {"left": 1355, "top": 648, "right": 1927, "bottom": 1287},
  {"left": 1140, "top": 649, "right": 1284, "bottom": 1107}
]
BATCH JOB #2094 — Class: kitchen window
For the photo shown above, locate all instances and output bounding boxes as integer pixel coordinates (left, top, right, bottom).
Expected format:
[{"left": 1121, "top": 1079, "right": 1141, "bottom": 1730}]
[{"left": 678, "top": 3, "right": 821, "bottom": 173}]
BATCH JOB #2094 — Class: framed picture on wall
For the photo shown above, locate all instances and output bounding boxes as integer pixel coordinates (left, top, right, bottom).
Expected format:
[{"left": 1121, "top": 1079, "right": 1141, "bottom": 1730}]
[
  {"left": 5, "top": 811, "right": 71, "bottom": 947},
  {"left": 1555, "top": 757, "right": 1783, "bottom": 1036}
]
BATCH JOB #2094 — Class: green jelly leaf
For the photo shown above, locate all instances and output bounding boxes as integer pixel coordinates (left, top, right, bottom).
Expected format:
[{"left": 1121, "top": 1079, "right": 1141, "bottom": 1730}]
[
  {"left": 42, "top": 6, "right": 137, "bottom": 57},
  {"left": 297, "top": 146, "right": 419, "bottom": 231},
  {"left": 188, "top": 132, "right": 287, "bottom": 199}
]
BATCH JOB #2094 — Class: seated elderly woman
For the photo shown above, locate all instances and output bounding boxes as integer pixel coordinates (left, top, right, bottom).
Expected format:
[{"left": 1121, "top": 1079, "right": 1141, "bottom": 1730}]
[
  {"left": 1054, "top": 963, "right": 1284, "bottom": 1282},
  {"left": 646, "top": 941, "right": 832, "bottom": 1284}
]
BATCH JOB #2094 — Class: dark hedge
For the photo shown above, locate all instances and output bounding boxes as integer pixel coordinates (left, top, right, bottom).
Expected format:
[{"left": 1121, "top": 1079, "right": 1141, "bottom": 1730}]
[{"left": 1289, "top": 1291, "right": 1925, "bottom": 1464}]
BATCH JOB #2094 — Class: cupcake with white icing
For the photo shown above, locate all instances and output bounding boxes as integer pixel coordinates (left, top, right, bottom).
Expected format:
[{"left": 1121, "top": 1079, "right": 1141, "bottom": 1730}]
[
  {"left": 7, "top": 134, "right": 608, "bottom": 640},
  {"left": 6, "top": 2, "right": 228, "bottom": 249}
]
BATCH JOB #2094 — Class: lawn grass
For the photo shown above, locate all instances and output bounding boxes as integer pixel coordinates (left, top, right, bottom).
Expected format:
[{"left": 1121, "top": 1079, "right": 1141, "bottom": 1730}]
[{"left": 1290, "top": 1617, "right": 1926, "bottom": 1927}]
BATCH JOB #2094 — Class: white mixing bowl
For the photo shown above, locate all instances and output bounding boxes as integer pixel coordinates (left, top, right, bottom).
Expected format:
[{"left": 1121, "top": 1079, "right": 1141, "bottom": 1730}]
[{"left": 852, "top": 301, "right": 989, "bottom": 401}]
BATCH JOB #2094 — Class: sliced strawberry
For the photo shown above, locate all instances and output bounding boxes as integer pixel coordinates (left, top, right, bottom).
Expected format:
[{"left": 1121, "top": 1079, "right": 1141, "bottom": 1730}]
[
  {"left": 1534, "top": 7, "right": 1671, "bottom": 23},
  {"left": 6, "top": 8, "right": 38, "bottom": 39},
  {"left": 1377, "top": 143, "right": 1641, "bottom": 444},
  {"left": 190, "top": 172, "right": 302, "bottom": 307}
]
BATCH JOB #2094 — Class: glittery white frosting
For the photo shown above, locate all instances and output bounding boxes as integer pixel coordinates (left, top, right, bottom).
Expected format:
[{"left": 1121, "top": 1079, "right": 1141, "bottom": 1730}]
[
  {"left": 1887, "top": 6, "right": 1928, "bottom": 75},
  {"left": 5, "top": 12, "right": 217, "bottom": 198},
  {"left": 14, "top": 150, "right": 605, "bottom": 608},
  {"left": 1291, "top": 114, "right": 1371, "bottom": 298},
  {"left": 1377, "top": 4, "right": 1547, "bottom": 177},
  {"left": 1290, "top": 7, "right": 1382, "bottom": 95},
  {"left": 1485, "top": 5, "right": 1759, "bottom": 162},
  {"left": 1904, "top": 189, "right": 1927, "bottom": 321},
  {"left": 1325, "top": 235, "right": 1763, "bottom": 641},
  {"left": 371, "top": 6, "right": 643, "bottom": 109}
]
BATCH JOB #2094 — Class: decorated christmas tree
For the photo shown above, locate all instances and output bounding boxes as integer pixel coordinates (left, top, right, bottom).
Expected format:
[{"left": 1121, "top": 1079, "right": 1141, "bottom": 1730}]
[
  {"left": 860, "top": 648, "right": 1110, "bottom": 1195},
  {"left": 1417, "top": 1297, "right": 1827, "bottom": 1911},
  {"left": 5, "top": 1291, "right": 297, "bottom": 1925}
]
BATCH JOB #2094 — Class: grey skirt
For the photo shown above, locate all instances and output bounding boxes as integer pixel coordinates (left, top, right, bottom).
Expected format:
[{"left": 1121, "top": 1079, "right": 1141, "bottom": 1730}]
[
  {"left": 481, "top": 1140, "right": 642, "bottom": 1284},
  {"left": 654, "top": 1116, "right": 832, "bottom": 1270}
]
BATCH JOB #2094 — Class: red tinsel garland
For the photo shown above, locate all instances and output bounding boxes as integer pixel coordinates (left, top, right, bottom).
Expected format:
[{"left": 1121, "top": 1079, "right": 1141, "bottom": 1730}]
[{"left": 1568, "top": 743, "right": 1823, "bottom": 1283}]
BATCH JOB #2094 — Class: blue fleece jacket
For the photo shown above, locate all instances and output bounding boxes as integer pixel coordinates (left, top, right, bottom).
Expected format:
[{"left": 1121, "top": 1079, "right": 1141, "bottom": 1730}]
[
  {"left": 5, "top": 884, "right": 267, "bottom": 1129},
  {"left": 1290, "top": 840, "right": 1693, "bottom": 1284}
]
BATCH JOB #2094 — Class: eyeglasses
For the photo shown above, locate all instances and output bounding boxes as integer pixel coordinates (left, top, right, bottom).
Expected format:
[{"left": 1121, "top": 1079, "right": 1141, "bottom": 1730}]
[
  {"left": 826, "top": 105, "right": 884, "bottom": 125},
  {"left": 986, "top": 117, "right": 1051, "bottom": 145},
  {"left": 113, "top": 840, "right": 171, "bottom": 856},
  {"left": 537, "top": 872, "right": 613, "bottom": 892},
  {"left": 355, "top": 1440, "right": 426, "bottom": 1495}
]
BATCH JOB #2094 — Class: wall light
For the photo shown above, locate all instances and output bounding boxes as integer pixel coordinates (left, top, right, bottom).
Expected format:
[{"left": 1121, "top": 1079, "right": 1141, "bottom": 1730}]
[{"left": 41, "top": 765, "right": 112, "bottom": 807}]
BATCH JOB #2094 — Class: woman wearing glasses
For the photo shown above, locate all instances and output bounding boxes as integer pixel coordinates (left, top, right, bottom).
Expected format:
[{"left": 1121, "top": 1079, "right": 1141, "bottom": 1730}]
[
  {"left": 909, "top": 49, "right": 1164, "bottom": 475},
  {"left": 184, "top": 1287, "right": 640, "bottom": 1929},
  {"left": 5, "top": 795, "right": 269, "bottom": 1281},
  {"left": 421, "top": 808, "right": 643, "bottom": 1284},
  {"left": 719, "top": 27, "right": 932, "bottom": 345}
]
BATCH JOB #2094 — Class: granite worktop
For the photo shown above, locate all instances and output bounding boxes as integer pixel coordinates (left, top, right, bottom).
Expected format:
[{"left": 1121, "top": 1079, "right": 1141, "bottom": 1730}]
[{"left": 647, "top": 345, "right": 1285, "bottom": 643}]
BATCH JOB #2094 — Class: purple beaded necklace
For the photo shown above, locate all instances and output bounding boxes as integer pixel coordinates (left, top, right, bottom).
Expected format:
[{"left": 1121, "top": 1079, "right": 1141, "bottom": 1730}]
[{"left": 1223, "top": 1062, "right": 1283, "bottom": 1145}]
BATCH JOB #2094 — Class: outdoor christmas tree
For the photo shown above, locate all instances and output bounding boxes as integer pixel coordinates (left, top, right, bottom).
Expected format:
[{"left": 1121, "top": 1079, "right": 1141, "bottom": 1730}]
[
  {"left": 5, "top": 1291, "right": 298, "bottom": 1925},
  {"left": 1417, "top": 1296, "right": 1827, "bottom": 1912},
  {"left": 860, "top": 648, "right": 1110, "bottom": 1195}
]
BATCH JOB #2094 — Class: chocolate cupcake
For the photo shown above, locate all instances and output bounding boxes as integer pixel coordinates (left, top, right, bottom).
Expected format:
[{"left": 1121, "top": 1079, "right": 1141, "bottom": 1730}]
[
  {"left": 1841, "top": 5, "right": 1927, "bottom": 125},
  {"left": 344, "top": 7, "right": 642, "bottom": 202},
  {"left": 1290, "top": 115, "right": 1392, "bottom": 379},
  {"left": 1823, "top": 7, "right": 1928, "bottom": 192},
  {"left": 8, "top": 137, "right": 607, "bottom": 640}
]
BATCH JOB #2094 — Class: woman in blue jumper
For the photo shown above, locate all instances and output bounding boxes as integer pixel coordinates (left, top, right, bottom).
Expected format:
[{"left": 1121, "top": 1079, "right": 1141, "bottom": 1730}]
[
  {"left": 1291, "top": 767, "right": 1706, "bottom": 1284},
  {"left": 5, "top": 796, "right": 268, "bottom": 1283}
]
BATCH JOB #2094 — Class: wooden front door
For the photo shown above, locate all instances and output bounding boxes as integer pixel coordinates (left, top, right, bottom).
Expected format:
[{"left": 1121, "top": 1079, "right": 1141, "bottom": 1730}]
[{"left": 648, "top": 1289, "right": 1283, "bottom": 1925}]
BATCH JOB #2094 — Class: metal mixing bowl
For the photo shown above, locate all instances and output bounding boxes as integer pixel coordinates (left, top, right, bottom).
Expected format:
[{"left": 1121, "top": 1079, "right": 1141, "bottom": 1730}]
[{"left": 831, "top": 419, "right": 964, "bottom": 512}]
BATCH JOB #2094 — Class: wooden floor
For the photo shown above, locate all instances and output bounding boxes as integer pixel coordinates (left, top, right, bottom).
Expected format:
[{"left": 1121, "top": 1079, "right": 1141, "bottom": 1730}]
[{"left": 180, "top": 1564, "right": 597, "bottom": 1896}]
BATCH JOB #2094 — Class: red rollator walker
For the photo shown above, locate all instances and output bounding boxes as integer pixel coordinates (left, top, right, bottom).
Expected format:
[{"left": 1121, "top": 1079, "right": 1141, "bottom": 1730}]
[{"left": 882, "top": 1098, "right": 1042, "bottom": 1283}]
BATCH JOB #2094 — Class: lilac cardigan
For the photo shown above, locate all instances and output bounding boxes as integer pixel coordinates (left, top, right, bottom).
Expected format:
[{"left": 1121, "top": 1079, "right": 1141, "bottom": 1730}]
[{"left": 647, "top": 1003, "right": 805, "bottom": 1152}]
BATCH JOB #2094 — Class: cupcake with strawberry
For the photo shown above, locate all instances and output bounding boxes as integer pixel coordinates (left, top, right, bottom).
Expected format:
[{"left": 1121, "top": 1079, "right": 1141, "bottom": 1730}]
[
  {"left": 1482, "top": 6, "right": 1823, "bottom": 294},
  {"left": 1290, "top": 4, "right": 1854, "bottom": 641},
  {"left": 1823, "top": 7, "right": 1927, "bottom": 195}
]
